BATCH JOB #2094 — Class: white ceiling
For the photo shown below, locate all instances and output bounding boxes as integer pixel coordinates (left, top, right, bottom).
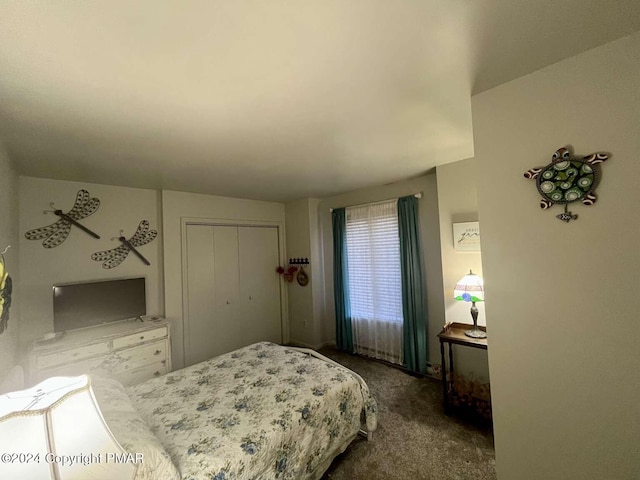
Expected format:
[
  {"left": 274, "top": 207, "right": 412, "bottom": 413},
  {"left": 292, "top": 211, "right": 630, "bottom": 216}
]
[{"left": 1, "top": 1, "right": 638, "bottom": 201}]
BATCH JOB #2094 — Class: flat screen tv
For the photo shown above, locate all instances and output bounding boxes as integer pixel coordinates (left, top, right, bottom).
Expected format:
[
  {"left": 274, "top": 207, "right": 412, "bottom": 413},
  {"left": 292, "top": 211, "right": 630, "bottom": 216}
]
[{"left": 53, "top": 277, "right": 146, "bottom": 333}]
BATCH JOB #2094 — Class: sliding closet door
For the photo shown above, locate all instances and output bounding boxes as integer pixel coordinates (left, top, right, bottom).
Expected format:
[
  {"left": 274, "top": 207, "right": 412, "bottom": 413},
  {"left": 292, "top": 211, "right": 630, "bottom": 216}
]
[
  {"left": 184, "top": 224, "right": 216, "bottom": 366},
  {"left": 238, "top": 226, "right": 282, "bottom": 345},
  {"left": 184, "top": 223, "right": 282, "bottom": 367},
  {"left": 185, "top": 225, "right": 240, "bottom": 366},
  {"left": 211, "top": 226, "right": 242, "bottom": 353}
]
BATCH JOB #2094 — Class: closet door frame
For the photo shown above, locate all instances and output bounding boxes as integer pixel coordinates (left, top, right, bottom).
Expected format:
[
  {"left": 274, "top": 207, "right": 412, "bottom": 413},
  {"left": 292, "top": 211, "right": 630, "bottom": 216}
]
[{"left": 180, "top": 217, "right": 289, "bottom": 367}]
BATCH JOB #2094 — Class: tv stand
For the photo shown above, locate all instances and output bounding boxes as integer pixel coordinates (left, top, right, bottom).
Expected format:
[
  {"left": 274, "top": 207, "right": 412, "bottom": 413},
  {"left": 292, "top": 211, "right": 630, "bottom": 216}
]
[{"left": 28, "top": 316, "right": 171, "bottom": 387}]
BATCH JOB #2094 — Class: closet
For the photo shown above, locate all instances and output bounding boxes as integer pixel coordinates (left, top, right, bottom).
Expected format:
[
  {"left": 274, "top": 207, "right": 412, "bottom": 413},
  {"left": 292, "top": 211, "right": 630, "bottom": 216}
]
[{"left": 183, "top": 223, "right": 282, "bottom": 367}]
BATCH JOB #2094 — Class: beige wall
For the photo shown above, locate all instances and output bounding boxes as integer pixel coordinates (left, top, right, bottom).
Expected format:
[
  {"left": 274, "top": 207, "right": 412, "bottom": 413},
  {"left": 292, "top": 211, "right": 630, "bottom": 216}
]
[
  {"left": 0, "top": 141, "right": 19, "bottom": 384},
  {"left": 283, "top": 198, "right": 325, "bottom": 349},
  {"left": 308, "top": 198, "right": 325, "bottom": 346},
  {"left": 318, "top": 174, "right": 445, "bottom": 367},
  {"left": 161, "top": 189, "right": 286, "bottom": 369},
  {"left": 473, "top": 32, "right": 640, "bottom": 479},
  {"left": 436, "top": 158, "right": 488, "bottom": 382},
  {"left": 18, "top": 177, "right": 164, "bottom": 359},
  {"left": 284, "top": 198, "right": 320, "bottom": 348},
  {"left": 16, "top": 182, "right": 288, "bottom": 374}
]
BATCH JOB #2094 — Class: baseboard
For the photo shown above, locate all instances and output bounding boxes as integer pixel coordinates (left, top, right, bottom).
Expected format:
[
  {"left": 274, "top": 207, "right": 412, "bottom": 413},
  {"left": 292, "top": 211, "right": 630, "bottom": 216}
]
[
  {"left": 308, "top": 342, "right": 439, "bottom": 378},
  {"left": 424, "top": 363, "right": 437, "bottom": 379}
]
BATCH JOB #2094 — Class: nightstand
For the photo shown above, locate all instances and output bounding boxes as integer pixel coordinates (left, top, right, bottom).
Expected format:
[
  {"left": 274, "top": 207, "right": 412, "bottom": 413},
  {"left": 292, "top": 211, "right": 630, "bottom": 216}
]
[{"left": 437, "top": 322, "right": 487, "bottom": 414}]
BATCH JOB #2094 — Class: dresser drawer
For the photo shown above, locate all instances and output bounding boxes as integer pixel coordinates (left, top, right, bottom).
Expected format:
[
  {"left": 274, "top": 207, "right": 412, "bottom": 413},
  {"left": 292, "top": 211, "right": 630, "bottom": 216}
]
[
  {"left": 107, "top": 340, "right": 168, "bottom": 373},
  {"left": 112, "top": 326, "right": 167, "bottom": 350},
  {"left": 114, "top": 361, "right": 167, "bottom": 386},
  {"left": 29, "top": 318, "right": 171, "bottom": 388},
  {"left": 36, "top": 342, "right": 109, "bottom": 369},
  {"left": 37, "top": 342, "right": 168, "bottom": 382}
]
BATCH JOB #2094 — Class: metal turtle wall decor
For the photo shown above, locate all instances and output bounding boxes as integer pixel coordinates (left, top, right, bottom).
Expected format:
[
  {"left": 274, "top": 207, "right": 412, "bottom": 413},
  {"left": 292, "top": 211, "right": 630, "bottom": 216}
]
[{"left": 524, "top": 146, "right": 609, "bottom": 222}]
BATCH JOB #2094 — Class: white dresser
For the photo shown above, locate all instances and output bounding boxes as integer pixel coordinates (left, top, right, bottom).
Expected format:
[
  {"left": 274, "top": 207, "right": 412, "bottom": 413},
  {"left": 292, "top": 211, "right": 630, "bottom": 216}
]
[{"left": 29, "top": 316, "right": 171, "bottom": 387}]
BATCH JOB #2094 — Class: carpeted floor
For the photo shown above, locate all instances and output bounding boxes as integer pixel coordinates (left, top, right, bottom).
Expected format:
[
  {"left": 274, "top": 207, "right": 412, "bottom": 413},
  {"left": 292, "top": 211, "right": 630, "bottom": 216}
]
[{"left": 318, "top": 347, "right": 496, "bottom": 480}]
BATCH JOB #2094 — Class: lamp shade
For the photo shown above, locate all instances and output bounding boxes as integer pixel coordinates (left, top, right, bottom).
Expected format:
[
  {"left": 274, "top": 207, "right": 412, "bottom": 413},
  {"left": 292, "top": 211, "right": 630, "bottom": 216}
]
[
  {"left": 0, "top": 375, "right": 136, "bottom": 480},
  {"left": 453, "top": 271, "right": 484, "bottom": 303}
]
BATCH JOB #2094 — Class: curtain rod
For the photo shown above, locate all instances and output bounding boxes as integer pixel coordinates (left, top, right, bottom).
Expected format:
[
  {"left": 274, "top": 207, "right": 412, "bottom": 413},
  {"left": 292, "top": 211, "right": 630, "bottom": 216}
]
[{"left": 329, "top": 192, "right": 422, "bottom": 212}]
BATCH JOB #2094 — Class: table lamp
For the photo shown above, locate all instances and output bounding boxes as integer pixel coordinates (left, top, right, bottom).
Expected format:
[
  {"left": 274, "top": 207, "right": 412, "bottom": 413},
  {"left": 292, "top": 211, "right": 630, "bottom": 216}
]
[
  {"left": 453, "top": 270, "right": 486, "bottom": 339},
  {"left": 0, "top": 375, "right": 136, "bottom": 480}
]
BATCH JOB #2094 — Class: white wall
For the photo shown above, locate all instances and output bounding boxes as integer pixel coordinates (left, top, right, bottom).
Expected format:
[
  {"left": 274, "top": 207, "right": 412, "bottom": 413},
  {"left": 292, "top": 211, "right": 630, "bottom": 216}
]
[
  {"left": 285, "top": 198, "right": 315, "bottom": 347},
  {"left": 436, "top": 158, "right": 488, "bottom": 382},
  {"left": 283, "top": 197, "right": 325, "bottom": 349},
  {"left": 162, "top": 189, "right": 286, "bottom": 369},
  {"left": 308, "top": 198, "right": 325, "bottom": 346},
  {"left": 473, "top": 32, "right": 640, "bottom": 479},
  {"left": 19, "top": 177, "right": 163, "bottom": 355},
  {"left": 0, "top": 141, "right": 19, "bottom": 384},
  {"left": 17, "top": 182, "right": 288, "bottom": 373},
  {"left": 318, "top": 174, "right": 445, "bottom": 367}
]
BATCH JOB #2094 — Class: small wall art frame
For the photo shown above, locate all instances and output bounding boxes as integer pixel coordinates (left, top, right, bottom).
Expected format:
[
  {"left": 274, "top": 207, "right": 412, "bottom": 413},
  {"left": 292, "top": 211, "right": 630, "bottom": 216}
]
[{"left": 453, "top": 222, "right": 481, "bottom": 252}]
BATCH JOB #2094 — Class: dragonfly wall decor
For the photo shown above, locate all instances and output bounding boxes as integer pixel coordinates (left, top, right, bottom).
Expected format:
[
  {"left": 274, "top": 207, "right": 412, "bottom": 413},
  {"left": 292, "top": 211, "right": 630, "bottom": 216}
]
[
  {"left": 91, "top": 220, "right": 157, "bottom": 269},
  {"left": 24, "top": 189, "right": 101, "bottom": 248}
]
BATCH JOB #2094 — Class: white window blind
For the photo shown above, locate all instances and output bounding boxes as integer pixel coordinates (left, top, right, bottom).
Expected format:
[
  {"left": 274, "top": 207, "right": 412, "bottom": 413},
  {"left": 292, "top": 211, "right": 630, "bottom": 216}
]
[{"left": 345, "top": 200, "right": 403, "bottom": 323}]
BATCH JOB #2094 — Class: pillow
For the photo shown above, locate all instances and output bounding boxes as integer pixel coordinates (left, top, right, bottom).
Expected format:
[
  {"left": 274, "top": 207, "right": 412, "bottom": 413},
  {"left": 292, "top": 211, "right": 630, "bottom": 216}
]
[{"left": 91, "top": 376, "right": 181, "bottom": 480}]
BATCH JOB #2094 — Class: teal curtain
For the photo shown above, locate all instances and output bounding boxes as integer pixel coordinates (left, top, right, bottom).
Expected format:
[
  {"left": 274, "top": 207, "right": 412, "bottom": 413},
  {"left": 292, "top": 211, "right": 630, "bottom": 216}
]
[
  {"left": 398, "top": 196, "right": 427, "bottom": 373},
  {"left": 332, "top": 208, "right": 354, "bottom": 353}
]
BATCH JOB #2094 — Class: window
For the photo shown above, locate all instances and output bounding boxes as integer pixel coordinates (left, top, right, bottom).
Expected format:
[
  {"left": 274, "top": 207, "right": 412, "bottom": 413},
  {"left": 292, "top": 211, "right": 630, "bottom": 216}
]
[{"left": 345, "top": 200, "right": 403, "bottom": 324}]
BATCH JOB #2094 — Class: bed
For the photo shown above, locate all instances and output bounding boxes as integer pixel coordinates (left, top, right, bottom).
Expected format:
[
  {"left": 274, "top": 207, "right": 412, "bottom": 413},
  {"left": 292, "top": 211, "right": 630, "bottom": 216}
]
[{"left": 92, "top": 341, "right": 377, "bottom": 480}]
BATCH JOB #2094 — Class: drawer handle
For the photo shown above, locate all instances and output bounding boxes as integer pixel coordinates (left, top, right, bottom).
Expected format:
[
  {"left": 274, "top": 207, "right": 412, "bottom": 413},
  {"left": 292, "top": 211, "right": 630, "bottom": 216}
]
[
  {"left": 161, "top": 360, "right": 166, "bottom": 365},
  {"left": 140, "top": 336, "right": 145, "bottom": 340},
  {"left": 226, "top": 300, "right": 231, "bottom": 304},
  {"left": 154, "top": 371, "right": 161, "bottom": 377},
  {"left": 154, "top": 350, "right": 162, "bottom": 355}
]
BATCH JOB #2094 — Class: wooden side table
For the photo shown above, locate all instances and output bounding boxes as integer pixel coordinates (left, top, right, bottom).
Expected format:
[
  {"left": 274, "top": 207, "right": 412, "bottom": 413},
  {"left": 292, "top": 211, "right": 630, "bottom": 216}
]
[{"left": 437, "top": 322, "right": 487, "bottom": 414}]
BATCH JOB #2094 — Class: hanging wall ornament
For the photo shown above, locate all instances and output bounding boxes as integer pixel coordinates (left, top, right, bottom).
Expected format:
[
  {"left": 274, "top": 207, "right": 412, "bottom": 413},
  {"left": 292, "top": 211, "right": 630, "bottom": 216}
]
[
  {"left": 296, "top": 266, "right": 309, "bottom": 287},
  {"left": 524, "top": 146, "right": 609, "bottom": 222},
  {"left": 91, "top": 220, "right": 157, "bottom": 269},
  {"left": 0, "top": 246, "right": 13, "bottom": 334},
  {"left": 24, "top": 189, "right": 101, "bottom": 247}
]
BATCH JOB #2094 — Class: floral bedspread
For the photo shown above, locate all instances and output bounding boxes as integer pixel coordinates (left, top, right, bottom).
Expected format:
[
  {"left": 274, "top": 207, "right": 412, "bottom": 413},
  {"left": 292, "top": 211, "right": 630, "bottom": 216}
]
[{"left": 126, "top": 342, "right": 377, "bottom": 480}]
